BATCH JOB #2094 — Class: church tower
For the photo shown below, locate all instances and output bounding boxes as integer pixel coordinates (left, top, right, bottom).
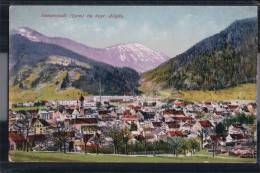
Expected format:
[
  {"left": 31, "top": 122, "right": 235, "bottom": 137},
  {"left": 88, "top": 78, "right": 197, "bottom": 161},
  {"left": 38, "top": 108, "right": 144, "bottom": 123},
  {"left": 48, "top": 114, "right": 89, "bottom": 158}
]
[{"left": 79, "top": 95, "right": 84, "bottom": 109}]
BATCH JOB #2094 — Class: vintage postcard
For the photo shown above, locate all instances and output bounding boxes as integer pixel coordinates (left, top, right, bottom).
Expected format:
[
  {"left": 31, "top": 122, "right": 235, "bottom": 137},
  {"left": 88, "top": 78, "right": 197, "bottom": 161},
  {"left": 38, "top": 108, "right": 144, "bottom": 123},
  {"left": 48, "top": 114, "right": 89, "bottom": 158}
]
[{"left": 8, "top": 6, "right": 257, "bottom": 163}]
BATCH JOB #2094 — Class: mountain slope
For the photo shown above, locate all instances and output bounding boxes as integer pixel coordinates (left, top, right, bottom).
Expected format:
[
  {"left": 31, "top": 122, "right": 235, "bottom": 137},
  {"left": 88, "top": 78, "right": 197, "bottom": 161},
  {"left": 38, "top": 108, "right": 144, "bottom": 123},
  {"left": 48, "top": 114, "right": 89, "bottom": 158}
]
[
  {"left": 142, "top": 17, "right": 257, "bottom": 92},
  {"left": 9, "top": 34, "right": 140, "bottom": 102},
  {"left": 13, "top": 27, "right": 169, "bottom": 72}
]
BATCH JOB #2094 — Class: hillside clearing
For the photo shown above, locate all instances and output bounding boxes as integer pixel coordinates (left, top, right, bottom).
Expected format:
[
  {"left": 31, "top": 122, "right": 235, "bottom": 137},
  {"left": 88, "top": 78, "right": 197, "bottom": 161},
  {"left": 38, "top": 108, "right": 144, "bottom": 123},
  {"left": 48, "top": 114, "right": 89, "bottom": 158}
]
[{"left": 140, "top": 83, "right": 256, "bottom": 102}]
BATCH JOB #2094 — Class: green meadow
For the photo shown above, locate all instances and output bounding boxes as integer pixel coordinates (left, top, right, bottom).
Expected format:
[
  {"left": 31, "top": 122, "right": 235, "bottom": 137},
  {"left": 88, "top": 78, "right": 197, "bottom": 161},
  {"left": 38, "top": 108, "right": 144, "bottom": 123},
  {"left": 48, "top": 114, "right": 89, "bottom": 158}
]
[{"left": 10, "top": 151, "right": 256, "bottom": 163}]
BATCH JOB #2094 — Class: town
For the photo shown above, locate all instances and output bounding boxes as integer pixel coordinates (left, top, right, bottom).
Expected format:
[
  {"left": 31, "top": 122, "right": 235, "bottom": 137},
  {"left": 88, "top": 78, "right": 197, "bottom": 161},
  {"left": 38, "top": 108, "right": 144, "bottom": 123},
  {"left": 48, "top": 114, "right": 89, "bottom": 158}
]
[{"left": 9, "top": 95, "right": 257, "bottom": 159}]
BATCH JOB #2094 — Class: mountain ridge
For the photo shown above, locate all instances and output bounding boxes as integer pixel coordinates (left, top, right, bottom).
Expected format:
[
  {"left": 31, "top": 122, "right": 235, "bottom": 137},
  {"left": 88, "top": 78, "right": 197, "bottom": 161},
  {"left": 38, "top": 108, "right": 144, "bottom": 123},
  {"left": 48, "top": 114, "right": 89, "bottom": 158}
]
[
  {"left": 12, "top": 27, "right": 169, "bottom": 72},
  {"left": 142, "top": 17, "right": 257, "bottom": 92}
]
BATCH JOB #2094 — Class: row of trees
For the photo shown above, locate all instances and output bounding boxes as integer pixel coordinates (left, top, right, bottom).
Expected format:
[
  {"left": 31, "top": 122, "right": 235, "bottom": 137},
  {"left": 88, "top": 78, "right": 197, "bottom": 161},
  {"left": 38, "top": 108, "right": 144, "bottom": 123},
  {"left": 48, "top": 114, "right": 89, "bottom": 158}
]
[
  {"left": 223, "top": 113, "right": 255, "bottom": 129},
  {"left": 107, "top": 125, "right": 200, "bottom": 156},
  {"left": 104, "top": 137, "right": 200, "bottom": 156},
  {"left": 166, "top": 137, "right": 200, "bottom": 156}
]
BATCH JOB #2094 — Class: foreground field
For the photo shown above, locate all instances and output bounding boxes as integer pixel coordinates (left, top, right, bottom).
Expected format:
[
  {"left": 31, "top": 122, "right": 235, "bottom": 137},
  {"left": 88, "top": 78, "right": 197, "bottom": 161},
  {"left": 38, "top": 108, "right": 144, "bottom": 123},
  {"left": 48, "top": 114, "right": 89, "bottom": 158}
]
[
  {"left": 10, "top": 151, "right": 256, "bottom": 163},
  {"left": 141, "top": 83, "right": 256, "bottom": 102}
]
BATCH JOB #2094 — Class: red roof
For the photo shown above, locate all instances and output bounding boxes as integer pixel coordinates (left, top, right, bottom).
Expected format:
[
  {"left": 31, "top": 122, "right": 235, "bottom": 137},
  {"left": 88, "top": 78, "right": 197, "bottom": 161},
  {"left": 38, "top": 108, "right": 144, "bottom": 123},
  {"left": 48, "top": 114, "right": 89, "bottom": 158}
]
[
  {"left": 28, "top": 134, "right": 46, "bottom": 141},
  {"left": 167, "top": 131, "right": 184, "bottom": 137},
  {"left": 163, "top": 109, "right": 185, "bottom": 116},
  {"left": 123, "top": 110, "right": 131, "bottom": 115},
  {"left": 9, "top": 132, "right": 25, "bottom": 142},
  {"left": 230, "top": 134, "right": 245, "bottom": 140},
  {"left": 122, "top": 114, "right": 139, "bottom": 121},
  {"left": 109, "top": 99, "right": 123, "bottom": 102},
  {"left": 167, "top": 122, "right": 180, "bottom": 129},
  {"left": 199, "top": 120, "right": 213, "bottom": 128},
  {"left": 81, "top": 144, "right": 100, "bottom": 150},
  {"left": 204, "top": 102, "right": 211, "bottom": 105},
  {"left": 152, "top": 122, "right": 162, "bottom": 128},
  {"left": 173, "top": 116, "right": 193, "bottom": 121},
  {"left": 70, "top": 118, "right": 97, "bottom": 125},
  {"left": 128, "top": 105, "right": 141, "bottom": 110},
  {"left": 174, "top": 101, "right": 185, "bottom": 107},
  {"left": 210, "top": 135, "right": 221, "bottom": 142}
]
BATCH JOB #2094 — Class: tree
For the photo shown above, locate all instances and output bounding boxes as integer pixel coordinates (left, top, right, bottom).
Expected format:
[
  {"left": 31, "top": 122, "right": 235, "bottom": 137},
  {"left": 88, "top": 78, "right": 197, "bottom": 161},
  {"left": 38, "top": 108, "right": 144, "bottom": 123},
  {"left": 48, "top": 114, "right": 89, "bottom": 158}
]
[
  {"left": 83, "top": 134, "right": 93, "bottom": 153},
  {"left": 198, "top": 129, "right": 207, "bottom": 149},
  {"left": 96, "top": 102, "right": 102, "bottom": 109},
  {"left": 93, "top": 132, "right": 101, "bottom": 155},
  {"left": 180, "top": 139, "right": 189, "bottom": 156},
  {"left": 130, "top": 122, "right": 138, "bottom": 131},
  {"left": 212, "top": 139, "right": 218, "bottom": 157},
  {"left": 122, "top": 128, "right": 131, "bottom": 155},
  {"left": 215, "top": 122, "right": 226, "bottom": 136},
  {"left": 167, "top": 137, "right": 182, "bottom": 157},
  {"left": 188, "top": 138, "right": 200, "bottom": 156},
  {"left": 53, "top": 121, "right": 72, "bottom": 153},
  {"left": 108, "top": 125, "right": 123, "bottom": 154},
  {"left": 16, "top": 112, "right": 32, "bottom": 152},
  {"left": 223, "top": 113, "right": 256, "bottom": 130},
  {"left": 153, "top": 140, "right": 161, "bottom": 156},
  {"left": 135, "top": 134, "right": 147, "bottom": 155}
]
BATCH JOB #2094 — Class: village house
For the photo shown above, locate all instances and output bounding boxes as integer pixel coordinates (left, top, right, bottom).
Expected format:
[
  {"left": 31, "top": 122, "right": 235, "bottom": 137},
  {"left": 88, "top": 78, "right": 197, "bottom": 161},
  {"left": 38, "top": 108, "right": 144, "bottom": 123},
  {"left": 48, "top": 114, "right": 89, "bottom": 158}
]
[
  {"left": 192, "top": 120, "right": 214, "bottom": 132},
  {"left": 70, "top": 117, "right": 98, "bottom": 134},
  {"left": 31, "top": 117, "right": 50, "bottom": 135},
  {"left": 204, "top": 135, "right": 226, "bottom": 149},
  {"left": 166, "top": 121, "right": 180, "bottom": 131},
  {"left": 179, "top": 122, "right": 193, "bottom": 134},
  {"left": 226, "top": 134, "right": 246, "bottom": 145},
  {"left": 228, "top": 124, "right": 246, "bottom": 135}
]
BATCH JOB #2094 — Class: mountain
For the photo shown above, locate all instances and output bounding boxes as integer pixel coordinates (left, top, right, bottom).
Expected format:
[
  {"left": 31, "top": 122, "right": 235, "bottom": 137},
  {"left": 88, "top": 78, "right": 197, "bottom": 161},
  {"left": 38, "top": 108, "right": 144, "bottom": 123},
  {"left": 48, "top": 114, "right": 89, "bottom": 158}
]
[
  {"left": 9, "top": 33, "right": 140, "bottom": 102},
  {"left": 141, "top": 17, "right": 257, "bottom": 92},
  {"left": 13, "top": 27, "right": 169, "bottom": 72}
]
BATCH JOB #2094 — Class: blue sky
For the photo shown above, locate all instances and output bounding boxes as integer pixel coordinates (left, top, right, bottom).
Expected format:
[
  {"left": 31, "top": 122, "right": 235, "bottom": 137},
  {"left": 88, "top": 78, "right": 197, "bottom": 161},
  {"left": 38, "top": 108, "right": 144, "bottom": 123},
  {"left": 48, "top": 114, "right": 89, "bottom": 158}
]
[{"left": 10, "top": 6, "right": 257, "bottom": 57}]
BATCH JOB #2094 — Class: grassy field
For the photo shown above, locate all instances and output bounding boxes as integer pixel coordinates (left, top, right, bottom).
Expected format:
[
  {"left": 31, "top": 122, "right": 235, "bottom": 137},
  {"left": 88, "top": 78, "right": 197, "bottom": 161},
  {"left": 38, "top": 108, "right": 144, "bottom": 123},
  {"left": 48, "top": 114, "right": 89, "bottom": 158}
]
[
  {"left": 141, "top": 83, "right": 256, "bottom": 102},
  {"left": 9, "top": 85, "right": 87, "bottom": 103},
  {"left": 11, "top": 106, "right": 47, "bottom": 111},
  {"left": 10, "top": 151, "right": 256, "bottom": 163}
]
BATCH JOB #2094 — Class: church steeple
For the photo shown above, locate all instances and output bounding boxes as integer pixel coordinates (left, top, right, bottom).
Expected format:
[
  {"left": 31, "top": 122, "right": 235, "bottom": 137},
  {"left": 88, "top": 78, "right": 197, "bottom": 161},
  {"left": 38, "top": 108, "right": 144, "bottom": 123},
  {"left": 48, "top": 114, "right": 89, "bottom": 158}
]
[{"left": 79, "top": 95, "right": 84, "bottom": 108}]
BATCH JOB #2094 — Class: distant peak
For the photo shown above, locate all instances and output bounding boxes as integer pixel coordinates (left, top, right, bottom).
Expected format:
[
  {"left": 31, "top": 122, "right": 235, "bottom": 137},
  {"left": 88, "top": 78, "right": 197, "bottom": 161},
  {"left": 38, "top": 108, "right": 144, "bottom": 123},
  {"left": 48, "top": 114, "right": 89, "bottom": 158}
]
[
  {"left": 16, "top": 27, "right": 41, "bottom": 35},
  {"left": 13, "top": 27, "right": 46, "bottom": 42},
  {"left": 17, "top": 26, "right": 34, "bottom": 32}
]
